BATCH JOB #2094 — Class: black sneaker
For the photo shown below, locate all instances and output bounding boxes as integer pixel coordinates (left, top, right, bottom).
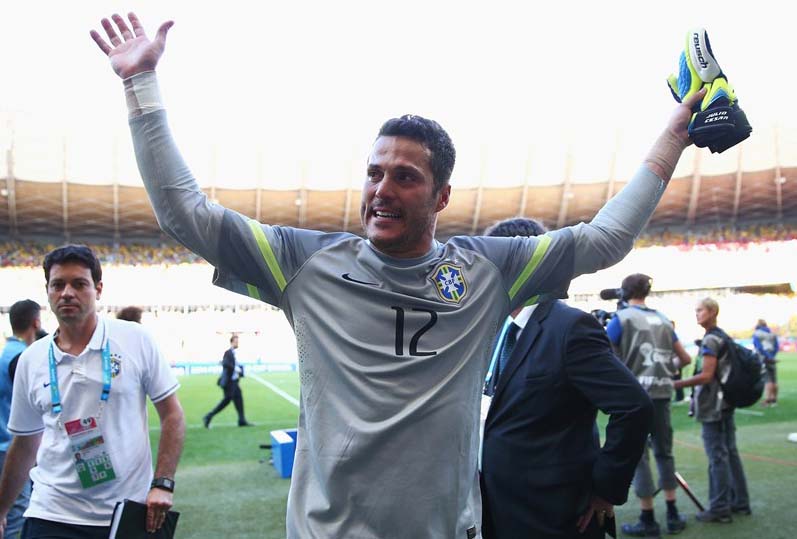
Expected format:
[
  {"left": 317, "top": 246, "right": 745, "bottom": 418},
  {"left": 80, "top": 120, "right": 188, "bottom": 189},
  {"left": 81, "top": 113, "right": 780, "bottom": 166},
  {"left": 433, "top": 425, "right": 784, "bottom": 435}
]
[
  {"left": 666, "top": 513, "right": 687, "bottom": 534},
  {"left": 238, "top": 421, "right": 255, "bottom": 427},
  {"left": 695, "top": 510, "right": 732, "bottom": 523},
  {"left": 202, "top": 414, "right": 211, "bottom": 428},
  {"left": 731, "top": 506, "right": 752, "bottom": 515},
  {"left": 621, "top": 520, "right": 661, "bottom": 537}
]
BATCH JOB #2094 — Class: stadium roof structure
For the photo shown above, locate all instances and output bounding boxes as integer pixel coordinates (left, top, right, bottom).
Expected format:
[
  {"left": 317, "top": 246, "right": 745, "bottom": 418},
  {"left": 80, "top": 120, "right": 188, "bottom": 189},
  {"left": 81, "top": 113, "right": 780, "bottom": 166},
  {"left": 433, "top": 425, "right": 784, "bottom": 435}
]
[{"left": 1, "top": 137, "right": 796, "bottom": 241}]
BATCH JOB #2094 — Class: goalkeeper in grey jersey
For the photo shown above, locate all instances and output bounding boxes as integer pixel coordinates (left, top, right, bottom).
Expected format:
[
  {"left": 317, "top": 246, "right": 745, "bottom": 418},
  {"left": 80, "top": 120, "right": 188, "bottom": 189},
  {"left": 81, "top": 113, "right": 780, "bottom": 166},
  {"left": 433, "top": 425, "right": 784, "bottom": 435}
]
[{"left": 91, "top": 12, "right": 707, "bottom": 539}]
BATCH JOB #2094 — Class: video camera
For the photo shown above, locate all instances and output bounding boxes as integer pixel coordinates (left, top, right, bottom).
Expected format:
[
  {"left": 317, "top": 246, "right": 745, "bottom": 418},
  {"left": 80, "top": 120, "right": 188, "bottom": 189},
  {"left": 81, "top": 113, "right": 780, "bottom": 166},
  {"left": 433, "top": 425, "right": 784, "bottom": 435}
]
[{"left": 590, "top": 288, "right": 629, "bottom": 327}]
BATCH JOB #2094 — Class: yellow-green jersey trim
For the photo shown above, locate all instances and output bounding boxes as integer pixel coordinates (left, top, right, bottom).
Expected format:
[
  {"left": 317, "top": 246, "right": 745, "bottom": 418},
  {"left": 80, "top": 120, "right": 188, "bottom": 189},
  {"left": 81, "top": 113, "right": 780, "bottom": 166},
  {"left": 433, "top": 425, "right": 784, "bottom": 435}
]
[
  {"left": 247, "top": 219, "right": 287, "bottom": 292},
  {"left": 508, "top": 234, "right": 552, "bottom": 300},
  {"left": 245, "top": 283, "right": 262, "bottom": 301}
]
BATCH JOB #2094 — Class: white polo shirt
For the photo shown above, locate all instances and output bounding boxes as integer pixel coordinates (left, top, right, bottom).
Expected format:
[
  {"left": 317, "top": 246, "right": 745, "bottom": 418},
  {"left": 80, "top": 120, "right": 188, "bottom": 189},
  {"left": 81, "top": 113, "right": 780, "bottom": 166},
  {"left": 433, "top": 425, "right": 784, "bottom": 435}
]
[{"left": 8, "top": 316, "right": 179, "bottom": 526}]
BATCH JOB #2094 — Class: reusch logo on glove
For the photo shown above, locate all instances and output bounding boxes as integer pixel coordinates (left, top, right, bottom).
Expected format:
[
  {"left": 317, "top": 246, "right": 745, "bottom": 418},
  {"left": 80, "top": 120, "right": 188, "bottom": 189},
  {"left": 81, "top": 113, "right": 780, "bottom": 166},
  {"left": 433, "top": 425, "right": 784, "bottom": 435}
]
[
  {"left": 692, "top": 33, "right": 709, "bottom": 68},
  {"left": 687, "top": 29, "right": 721, "bottom": 83}
]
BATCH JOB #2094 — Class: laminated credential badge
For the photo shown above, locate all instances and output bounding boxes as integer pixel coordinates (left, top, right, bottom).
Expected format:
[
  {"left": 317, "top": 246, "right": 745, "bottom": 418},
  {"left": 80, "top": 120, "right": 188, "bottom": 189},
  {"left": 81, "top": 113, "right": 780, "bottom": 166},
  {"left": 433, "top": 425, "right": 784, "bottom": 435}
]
[{"left": 65, "top": 417, "right": 117, "bottom": 489}]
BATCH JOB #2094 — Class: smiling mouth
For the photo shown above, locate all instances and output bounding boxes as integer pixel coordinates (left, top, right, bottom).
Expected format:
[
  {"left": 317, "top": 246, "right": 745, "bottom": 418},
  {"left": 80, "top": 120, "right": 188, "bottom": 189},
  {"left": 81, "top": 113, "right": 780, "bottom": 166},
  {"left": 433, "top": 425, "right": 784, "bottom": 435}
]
[{"left": 373, "top": 210, "right": 401, "bottom": 220}]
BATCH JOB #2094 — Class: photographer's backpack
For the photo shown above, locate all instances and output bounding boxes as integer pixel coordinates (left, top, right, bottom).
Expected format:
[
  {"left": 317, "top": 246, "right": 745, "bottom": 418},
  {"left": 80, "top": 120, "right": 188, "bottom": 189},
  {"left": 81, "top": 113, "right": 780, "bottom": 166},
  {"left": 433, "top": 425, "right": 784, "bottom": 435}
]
[{"left": 708, "top": 328, "right": 765, "bottom": 408}]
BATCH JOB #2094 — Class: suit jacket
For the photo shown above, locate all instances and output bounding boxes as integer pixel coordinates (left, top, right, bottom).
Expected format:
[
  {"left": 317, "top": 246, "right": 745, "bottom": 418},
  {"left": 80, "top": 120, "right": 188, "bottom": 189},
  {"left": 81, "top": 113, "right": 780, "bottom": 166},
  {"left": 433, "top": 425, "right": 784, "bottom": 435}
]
[
  {"left": 481, "top": 300, "right": 652, "bottom": 539},
  {"left": 217, "top": 348, "right": 240, "bottom": 389}
]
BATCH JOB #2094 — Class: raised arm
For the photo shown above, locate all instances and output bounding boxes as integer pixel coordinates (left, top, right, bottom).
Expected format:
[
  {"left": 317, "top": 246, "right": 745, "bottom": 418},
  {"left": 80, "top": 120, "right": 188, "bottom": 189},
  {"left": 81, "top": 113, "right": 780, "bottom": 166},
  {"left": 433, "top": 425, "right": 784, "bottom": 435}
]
[
  {"left": 91, "top": 13, "right": 228, "bottom": 265},
  {"left": 570, "top": 88, "right": 706, "bottom": 276}
]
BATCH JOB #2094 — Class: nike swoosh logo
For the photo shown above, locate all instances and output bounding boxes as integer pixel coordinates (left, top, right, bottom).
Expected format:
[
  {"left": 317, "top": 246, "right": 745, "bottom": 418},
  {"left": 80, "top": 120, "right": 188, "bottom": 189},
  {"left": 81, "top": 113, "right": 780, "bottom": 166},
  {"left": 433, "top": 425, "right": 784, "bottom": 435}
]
[
  {"left": 43, "top": 382, "right": 51, "bottom": 388},
  {"left": 341, "top": 273, "right": 380, "bottom": 286}
]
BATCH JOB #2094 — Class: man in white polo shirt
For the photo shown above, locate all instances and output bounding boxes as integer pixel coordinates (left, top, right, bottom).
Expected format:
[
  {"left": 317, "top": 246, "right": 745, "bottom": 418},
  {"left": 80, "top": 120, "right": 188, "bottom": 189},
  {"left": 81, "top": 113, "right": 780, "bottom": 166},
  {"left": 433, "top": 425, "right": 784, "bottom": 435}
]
[{"left": 0, "top": 245, "right": 185, "bottom": 539}]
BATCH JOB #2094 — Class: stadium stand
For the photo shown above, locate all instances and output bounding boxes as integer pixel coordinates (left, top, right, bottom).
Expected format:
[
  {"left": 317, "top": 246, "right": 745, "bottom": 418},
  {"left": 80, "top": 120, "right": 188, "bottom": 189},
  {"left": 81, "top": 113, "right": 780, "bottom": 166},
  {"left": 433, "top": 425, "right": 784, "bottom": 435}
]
[
  {"left": 1, "top": 137, "right": 796, "bottom": 240},
  {"left": 0, "top": 240, "right": 200, "bottom": 267},
  {"left": 635, "top": 223, "right": 797, "bottom": 248}
]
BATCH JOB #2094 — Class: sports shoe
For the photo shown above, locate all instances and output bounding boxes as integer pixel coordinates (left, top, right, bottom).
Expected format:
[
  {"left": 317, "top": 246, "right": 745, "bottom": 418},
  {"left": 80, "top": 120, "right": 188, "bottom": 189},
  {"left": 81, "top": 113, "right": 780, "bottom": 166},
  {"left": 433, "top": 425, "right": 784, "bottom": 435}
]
[
  {"left": 621, "top": 519, "right": 661, "bottom": 537},
  {"left": 666, "top": 513, "right": 687, "bottom": 534},
  {"left": 238, "top": 421, "right": 255, "bottom": 427},
  {"left": 731, "top": 506, "right": 752, "bottom": 515},
  {"left": 202, "top": 414, "right": 211, "bottom": 428},
  {"left": 695, "top": 510, "right": 732, "bottom": 523}
]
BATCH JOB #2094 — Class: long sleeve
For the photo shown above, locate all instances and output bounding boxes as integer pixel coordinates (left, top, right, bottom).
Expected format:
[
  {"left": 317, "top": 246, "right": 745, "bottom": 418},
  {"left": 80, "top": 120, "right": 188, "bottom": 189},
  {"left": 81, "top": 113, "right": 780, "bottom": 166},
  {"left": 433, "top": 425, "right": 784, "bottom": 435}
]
[
  {"left": 564, "top": 312, "right": 653, "bottom": 505},
  {"left": 222, "top": 350, "right": 235, "bottom": 376},
  {"left": 570, "top": 166, "right": 665, "bottom": 276},
  {"left": 129, "top": 107, "right": 226, "bottom": 267}
]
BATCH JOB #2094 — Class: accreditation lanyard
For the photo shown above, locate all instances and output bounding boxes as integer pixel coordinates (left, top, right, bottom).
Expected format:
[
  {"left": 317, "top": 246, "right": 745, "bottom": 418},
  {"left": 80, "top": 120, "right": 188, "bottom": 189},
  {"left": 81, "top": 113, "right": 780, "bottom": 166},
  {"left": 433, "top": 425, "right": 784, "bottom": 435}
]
[
  {"left": 484, "top": 317, "right": 513, "bottom": 389},
  {"left": 48, "top": 333, "right": 112, "bottom": 418}
]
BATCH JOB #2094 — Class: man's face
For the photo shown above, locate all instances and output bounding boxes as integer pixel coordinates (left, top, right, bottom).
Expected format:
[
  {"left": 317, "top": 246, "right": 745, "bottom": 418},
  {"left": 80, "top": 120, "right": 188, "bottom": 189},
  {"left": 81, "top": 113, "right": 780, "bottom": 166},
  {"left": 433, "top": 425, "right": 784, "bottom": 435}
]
[
  {"left": 231, "top": 336, "right": 239, "bottom": 349},
  {"left": 360, "top": 136, "right": 450, "bottom": 258},
  {"left": 695, "top": 304, "right": 715, "bottom": 327},
  {"left": 46, "top": 262, "right": 102, "bottom": 325}
]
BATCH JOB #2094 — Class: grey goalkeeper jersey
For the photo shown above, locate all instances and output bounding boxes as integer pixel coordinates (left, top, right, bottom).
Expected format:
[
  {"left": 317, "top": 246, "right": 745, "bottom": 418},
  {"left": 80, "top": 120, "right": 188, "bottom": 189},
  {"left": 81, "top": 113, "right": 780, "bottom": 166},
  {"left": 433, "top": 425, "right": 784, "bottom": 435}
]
[{"left": 127, "top": 80, "right": 666, "bottom": 538}]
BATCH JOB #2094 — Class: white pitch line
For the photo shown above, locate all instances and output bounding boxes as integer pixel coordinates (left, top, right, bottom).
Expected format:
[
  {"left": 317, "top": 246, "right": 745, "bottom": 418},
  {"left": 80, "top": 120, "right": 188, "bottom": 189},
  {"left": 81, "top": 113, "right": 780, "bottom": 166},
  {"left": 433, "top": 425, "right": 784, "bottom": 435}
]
[{"left": 249, "top": 373, "right": 300, "bottom": 407}]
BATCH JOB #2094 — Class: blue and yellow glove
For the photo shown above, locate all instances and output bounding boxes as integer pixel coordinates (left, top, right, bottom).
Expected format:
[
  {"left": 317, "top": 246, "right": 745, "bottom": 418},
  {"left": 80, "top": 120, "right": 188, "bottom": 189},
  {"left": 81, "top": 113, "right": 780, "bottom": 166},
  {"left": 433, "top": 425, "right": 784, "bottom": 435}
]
[{"left": 667, "top": 28, "right": 751, "bottom": 153}]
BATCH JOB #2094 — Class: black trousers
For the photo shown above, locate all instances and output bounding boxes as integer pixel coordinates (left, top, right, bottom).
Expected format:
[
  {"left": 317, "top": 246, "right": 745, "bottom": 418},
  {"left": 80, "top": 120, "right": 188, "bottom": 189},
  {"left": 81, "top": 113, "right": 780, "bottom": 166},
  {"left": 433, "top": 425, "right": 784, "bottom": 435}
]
[
  {"left": 206, "top": 381, "right": 247, "bottom": 424},
  {"left": 21, "top": 518, "right": 110, "bottom": 539},
  {"left": 482, "top": 475, "right": 607, "bottom": 539}
]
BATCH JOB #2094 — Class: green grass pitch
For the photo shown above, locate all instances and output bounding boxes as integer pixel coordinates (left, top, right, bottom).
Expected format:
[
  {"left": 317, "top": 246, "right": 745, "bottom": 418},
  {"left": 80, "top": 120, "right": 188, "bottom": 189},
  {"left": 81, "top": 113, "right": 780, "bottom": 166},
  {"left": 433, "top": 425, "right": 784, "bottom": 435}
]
[{"left": 149, "top": 355, "right": 797, "bottom": 538}]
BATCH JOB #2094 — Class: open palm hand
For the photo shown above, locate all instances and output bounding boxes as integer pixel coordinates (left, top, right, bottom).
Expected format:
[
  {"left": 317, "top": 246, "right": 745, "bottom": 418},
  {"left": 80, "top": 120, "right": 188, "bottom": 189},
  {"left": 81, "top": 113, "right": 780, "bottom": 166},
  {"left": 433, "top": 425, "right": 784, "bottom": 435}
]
[{"left": 90, "top": 13, "right": 173, "bottom": 79}]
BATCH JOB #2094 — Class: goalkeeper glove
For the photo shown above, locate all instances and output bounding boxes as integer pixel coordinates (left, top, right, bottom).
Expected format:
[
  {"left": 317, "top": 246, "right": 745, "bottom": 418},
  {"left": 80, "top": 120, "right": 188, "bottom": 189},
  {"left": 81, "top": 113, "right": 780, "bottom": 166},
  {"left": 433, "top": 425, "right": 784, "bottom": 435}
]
[{"left": 667, "top": 28, "right": 751, "bottom": 153}]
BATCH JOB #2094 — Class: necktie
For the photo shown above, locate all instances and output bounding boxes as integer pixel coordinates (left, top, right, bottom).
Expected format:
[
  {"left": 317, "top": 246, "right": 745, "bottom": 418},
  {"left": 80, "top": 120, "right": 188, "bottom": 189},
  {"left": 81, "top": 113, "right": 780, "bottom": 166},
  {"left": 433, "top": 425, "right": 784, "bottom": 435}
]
[{"left": 493, "top": 322, "right": 519, "bottom": 392}]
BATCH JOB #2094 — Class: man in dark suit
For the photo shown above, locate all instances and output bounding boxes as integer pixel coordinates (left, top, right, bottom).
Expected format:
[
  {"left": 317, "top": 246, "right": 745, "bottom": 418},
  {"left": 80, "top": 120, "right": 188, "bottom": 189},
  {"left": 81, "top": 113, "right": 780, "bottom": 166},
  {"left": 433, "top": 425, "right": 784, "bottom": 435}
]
[
  {"left": 480, "top": 218, "right": 653, "bottom": 539},
  {"left": 203, "top": 335, "right": 253, "bottom": 427}
]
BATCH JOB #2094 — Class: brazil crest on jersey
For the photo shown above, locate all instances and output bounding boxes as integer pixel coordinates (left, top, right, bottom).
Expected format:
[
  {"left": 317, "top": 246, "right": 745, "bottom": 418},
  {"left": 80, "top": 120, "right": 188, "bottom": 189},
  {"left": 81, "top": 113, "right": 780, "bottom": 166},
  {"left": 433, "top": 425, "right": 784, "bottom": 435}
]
[
  {"left": 430, "top": 262, "right": 467, "bottom": 303},
  {"left": 110, "top": 353, "right": 122, "bottom": 378}
]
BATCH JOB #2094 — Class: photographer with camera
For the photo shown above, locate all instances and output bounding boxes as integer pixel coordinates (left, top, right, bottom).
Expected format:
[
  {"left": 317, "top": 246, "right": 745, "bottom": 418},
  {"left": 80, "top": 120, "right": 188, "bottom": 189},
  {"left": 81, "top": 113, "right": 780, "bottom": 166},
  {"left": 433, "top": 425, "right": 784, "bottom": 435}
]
[{"left": 605, "top": 274, "right": 692, "bottom": 537}]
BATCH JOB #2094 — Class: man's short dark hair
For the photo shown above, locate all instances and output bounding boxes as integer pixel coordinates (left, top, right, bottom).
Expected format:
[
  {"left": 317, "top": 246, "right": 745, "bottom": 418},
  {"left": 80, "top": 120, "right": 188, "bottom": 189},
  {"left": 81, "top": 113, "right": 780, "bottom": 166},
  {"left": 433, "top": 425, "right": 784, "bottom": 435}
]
[
  {"left": 484, "top": 217, "right": 548, "bottom": 238},
  {"left": 621, "top": 273, "right": 652, "bottom": 300},
  {"left": 43, "top": 244, "right": 102, "bottom": 285},
  {"left": 9, "top": 299, "right": 41, "bottom": 334},
  {"left": 377, "top": 115, "right": 456, "bottom": 193},
  {"left": 117, "top": 306, "right": 143, "bottom": 323}
]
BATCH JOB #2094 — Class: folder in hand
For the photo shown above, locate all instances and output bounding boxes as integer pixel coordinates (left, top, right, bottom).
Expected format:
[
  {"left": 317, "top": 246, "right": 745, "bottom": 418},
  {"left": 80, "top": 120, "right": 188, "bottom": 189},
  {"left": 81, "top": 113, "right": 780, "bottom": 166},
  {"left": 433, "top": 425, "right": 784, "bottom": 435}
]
[{"left": 108, "top": 499, "right": 180, "bottom": 539}]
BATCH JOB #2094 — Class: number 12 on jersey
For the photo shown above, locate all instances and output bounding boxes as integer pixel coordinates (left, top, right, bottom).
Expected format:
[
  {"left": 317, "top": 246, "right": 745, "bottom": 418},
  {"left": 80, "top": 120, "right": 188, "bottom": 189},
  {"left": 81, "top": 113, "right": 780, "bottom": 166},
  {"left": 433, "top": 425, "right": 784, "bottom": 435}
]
[{"left": 391, "top": 306, "right": 438, "bottom": 357}]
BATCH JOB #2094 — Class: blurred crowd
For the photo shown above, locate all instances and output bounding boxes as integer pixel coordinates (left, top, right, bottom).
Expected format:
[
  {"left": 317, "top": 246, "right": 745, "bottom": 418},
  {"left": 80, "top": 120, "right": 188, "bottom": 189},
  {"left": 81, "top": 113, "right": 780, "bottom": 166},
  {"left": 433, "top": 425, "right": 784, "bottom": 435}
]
[
  {"left": 635, "top": 223, "right": 797, "bottom": 249},
  {"left": 0, "top": 241, "right": 202, "bottom": 267},
  {"left": 1, "top": 223, "right": 796, "bottom": 267}
]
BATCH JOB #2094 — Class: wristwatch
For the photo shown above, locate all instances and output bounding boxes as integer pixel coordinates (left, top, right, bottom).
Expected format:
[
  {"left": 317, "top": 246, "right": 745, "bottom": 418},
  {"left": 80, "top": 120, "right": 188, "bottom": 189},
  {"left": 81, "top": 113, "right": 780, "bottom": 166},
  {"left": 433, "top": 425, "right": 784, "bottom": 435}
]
[{"left": 150, "top": 477, "right": 175, "bottom": 492}]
